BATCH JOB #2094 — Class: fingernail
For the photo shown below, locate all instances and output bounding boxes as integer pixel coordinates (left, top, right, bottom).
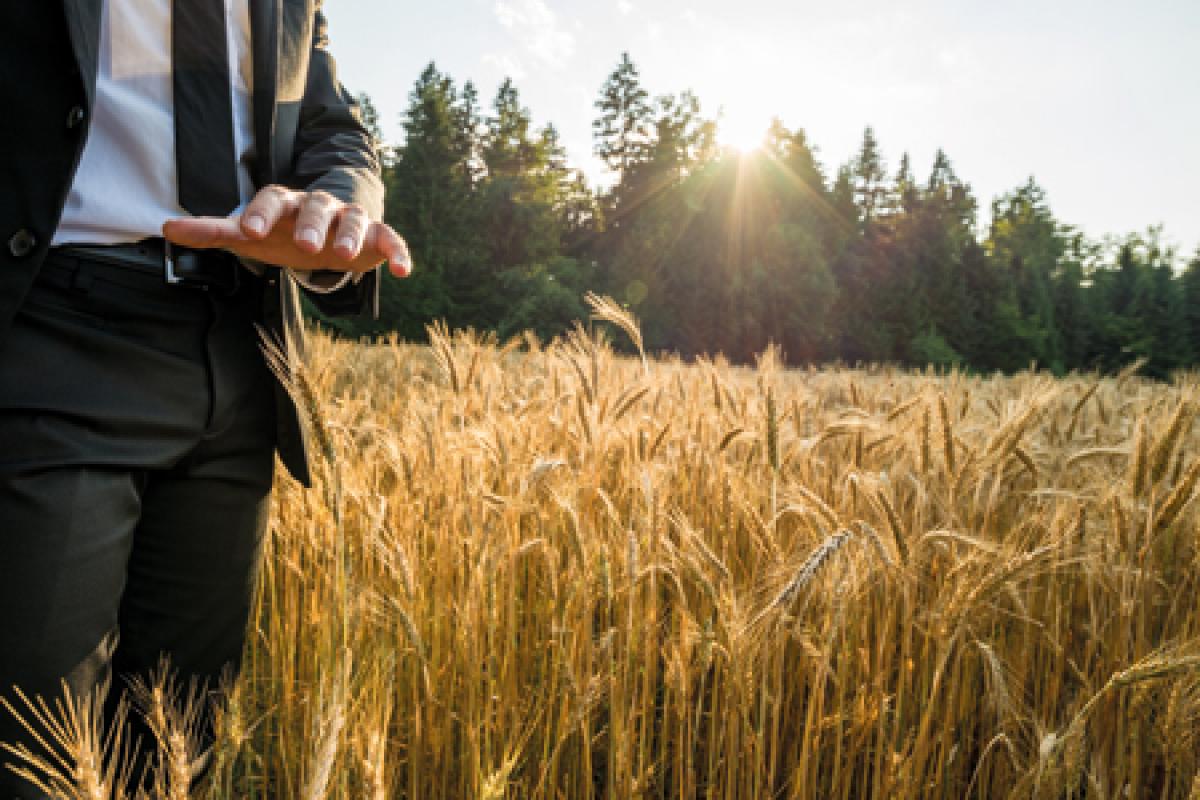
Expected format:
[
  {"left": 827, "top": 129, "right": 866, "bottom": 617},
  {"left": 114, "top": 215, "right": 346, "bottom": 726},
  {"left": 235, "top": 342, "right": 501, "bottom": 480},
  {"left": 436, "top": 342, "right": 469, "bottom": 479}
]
[
  {"left": 246, "top": 215, "right": 266, "bottom": 235},
  {"left": 393, "top": 252, "right": 412, "bottom": 277},
  {"left": 335, "top": 236, "right": 355, "bottom": 255},
  {"left": 298, "top": 228, "right": 321, "bottom": 249}
]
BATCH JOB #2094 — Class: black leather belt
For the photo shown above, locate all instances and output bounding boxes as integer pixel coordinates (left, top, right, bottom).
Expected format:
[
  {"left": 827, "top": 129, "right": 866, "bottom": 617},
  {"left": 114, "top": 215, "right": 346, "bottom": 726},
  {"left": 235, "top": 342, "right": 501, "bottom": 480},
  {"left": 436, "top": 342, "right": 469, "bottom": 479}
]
[{"left": 48, "top": 238, "right": 242, "bottom": 295}]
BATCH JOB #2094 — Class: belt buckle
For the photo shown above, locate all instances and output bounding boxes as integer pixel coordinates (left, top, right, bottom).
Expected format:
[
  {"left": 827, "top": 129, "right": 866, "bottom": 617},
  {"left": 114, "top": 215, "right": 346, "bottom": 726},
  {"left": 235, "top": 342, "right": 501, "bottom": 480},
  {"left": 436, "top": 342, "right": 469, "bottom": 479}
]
[{"left": 163, "top": 241, "right": 196, "bottom": 288}]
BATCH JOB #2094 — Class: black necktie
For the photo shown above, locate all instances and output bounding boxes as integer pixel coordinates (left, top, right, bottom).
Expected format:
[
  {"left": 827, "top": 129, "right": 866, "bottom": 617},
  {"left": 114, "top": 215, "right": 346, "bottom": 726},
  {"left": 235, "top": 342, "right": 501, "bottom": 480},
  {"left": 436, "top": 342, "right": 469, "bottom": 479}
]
[{"left": 172, "top": 0, "right": 241, "bottom": 216}]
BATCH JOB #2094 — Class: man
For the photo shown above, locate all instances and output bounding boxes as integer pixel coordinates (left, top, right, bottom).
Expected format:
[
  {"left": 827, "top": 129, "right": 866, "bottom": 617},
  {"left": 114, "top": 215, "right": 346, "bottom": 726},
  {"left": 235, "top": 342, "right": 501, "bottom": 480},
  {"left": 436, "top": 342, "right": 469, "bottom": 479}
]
[{"left": 0, "top": 1, "right": 408, "bottom": 796}]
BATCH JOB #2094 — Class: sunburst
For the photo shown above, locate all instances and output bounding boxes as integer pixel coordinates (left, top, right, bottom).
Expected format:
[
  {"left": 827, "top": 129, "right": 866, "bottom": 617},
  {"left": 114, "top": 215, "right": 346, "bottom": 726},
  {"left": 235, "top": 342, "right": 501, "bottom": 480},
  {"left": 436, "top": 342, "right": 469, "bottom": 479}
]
[{"left": 717, "top": 113, "right": 768, "bottom": 154}]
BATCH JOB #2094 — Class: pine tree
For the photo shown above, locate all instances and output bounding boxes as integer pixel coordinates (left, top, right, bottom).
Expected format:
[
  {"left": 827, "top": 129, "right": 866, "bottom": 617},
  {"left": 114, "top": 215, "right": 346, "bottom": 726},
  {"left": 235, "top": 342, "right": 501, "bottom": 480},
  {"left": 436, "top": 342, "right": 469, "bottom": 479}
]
[
  {"left": 765, "top": 120, "right": 825, "bottom": 196},
  {"left": 452, "top": 80, "right": 484, "bottom": 183},
  {"left": 484, "top": 78, "right": 535, "bottom": 178},
  {"left": 829, "top": 164, "right": 858, "bottom": 229},
  {"left": 894, "top": 152, "right": 918, "bottom": 215},
  {"left": 1052, "top": 231, "right": 1094, "bottom": 371},
  {"left": 1089, "top": 240, "right": 1155, "bottom": 372},
  {"left": 619, "top": 91, "right": 715, "bottom": 215},
  {"left": 899, "top": 150, "right": 979, "bottom": 367},
  {"left": 593, "top": 52, "right": 653, "bottom": 178},
  {"left": 646, "top": 91, "right": 715, "bottom": 180},
  {"left": 926, "top": 149, "right": 957, "bottom": 194},
  {"left": 985, "top": 179, "right": 1064, "bottom": 369},
  {"left": 1148, "top": 256, "right": 1192, "bottom": 376},
  {"left": 1181, "top": 250, "right": 1200, "bottom": 360},
  {"left": 475, "top": 81, "right": 590, "bottom": 338},
  {"left": 851, "top": 127, "right": 888, "bottom": 225},
  {"left": 364, "top": 63, "right": 482, "bottom": 337}
]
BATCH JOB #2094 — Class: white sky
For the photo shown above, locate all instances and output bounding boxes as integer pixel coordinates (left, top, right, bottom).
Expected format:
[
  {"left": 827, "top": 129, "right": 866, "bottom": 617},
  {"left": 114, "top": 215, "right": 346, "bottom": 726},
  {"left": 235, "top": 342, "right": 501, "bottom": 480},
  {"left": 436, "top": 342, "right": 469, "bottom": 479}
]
[{"left": 324, "top": 0, "right": 1200, "bottom": 257}]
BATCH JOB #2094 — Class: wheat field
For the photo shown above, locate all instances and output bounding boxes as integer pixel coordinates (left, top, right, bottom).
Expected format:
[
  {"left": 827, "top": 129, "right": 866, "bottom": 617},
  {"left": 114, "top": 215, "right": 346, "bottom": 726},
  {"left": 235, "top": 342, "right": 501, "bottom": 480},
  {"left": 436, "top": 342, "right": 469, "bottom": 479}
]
[{"left": 11, "top": 298, "right": 1200, "bottom": 799}]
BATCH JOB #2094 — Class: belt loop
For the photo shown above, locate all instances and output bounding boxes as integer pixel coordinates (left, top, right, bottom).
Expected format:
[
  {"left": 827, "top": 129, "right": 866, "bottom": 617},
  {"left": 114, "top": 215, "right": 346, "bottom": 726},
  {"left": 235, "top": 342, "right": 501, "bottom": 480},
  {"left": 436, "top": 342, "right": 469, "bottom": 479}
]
[{"left": 71, "top": 261, "right": 95, "bottom": 295}]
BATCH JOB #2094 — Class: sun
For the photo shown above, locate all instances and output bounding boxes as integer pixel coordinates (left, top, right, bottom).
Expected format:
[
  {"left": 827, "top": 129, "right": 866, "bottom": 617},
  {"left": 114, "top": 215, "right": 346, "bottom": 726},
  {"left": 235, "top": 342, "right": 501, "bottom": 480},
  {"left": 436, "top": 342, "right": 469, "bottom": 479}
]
[{"left": 717, "top": 114, "right": 768, "bottom": 154}]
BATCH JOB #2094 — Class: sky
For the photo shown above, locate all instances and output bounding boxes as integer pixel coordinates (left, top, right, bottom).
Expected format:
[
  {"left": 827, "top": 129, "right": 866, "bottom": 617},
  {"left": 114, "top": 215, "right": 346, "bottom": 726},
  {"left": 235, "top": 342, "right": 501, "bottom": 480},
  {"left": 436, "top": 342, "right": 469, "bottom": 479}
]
[{"left": 324, "top": 0, "right": 1200, "bottom": 257}]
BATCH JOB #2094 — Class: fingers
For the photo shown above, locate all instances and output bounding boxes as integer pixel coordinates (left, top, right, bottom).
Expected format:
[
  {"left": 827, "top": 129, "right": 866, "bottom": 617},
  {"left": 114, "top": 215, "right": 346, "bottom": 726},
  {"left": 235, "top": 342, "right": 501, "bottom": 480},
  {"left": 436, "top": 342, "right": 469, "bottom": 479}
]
[
  {"left": 376, "top": 225, "right": 413, "bottom": 278},
  {"left": 331, "top": 203, "right": 370, "bottom": 262},
  {"left": 326, "top": 222, "right": 410, "bottom": 276},
  {"left": 162, "top": 216, "right": 247, "bottom": 249},
  {"left": 241, "top": 185, "right": 301, "bottom": 239},
  {"left": 294, "top": 190, "right": 342, "bottom": 254},
  {"left": 173, "top": 185, "right": 414, "bottom": 278}
]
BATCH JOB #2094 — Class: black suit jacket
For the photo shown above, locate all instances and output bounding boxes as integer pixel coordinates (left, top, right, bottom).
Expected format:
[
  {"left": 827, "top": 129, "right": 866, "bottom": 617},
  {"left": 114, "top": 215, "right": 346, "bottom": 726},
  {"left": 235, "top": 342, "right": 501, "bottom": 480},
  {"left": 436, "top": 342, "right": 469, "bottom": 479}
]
[{"left": 0, "top": 0, "right": 384, "bottom": 486}]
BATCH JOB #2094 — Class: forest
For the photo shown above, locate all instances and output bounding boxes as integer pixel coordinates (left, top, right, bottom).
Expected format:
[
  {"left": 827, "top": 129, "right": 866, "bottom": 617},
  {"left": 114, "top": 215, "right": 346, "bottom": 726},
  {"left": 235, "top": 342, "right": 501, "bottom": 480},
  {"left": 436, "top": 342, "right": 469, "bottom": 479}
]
[{"left": 326, "top": 54, "right": 1200, "bottom": 378}]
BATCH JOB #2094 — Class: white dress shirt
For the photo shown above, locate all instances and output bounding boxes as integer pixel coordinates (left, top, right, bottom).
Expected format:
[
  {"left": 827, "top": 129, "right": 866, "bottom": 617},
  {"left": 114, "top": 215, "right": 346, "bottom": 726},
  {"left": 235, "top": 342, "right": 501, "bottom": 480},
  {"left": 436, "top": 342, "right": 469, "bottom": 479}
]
[{"left": 53, "top": 0, "right": 350, "bottom": 291}]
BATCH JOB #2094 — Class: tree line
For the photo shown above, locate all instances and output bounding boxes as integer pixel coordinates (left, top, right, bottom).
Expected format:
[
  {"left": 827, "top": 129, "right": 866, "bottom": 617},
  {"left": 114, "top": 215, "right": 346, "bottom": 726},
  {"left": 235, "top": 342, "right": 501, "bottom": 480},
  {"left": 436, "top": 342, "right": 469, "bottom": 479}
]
[{"left": 325, "top": 54, "right": 1200, "bottom": 378}]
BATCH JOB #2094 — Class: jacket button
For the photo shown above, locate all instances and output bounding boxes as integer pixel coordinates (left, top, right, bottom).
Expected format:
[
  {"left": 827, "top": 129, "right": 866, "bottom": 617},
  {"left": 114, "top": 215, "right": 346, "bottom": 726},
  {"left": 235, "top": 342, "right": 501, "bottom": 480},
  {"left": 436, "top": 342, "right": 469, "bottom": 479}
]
[
  {"left": 66, "top": 105, "right": 87, "bottom": 129},
  {"left": 8, "top": 229, "right": 37, "bottom": 258}
]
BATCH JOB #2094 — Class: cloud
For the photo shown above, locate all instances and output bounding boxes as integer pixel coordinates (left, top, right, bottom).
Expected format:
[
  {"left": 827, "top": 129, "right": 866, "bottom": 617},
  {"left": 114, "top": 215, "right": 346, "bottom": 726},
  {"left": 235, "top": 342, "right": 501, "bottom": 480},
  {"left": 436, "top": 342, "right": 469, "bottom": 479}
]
[
  {"left": 482, "top": 52, "right": 528, "bottom": 81},
  {"left": 494, "top": 0, "right": 576, "bottom": 67},
  {"left": 618, "top": 0, "right": 634, "bottom": 15}
]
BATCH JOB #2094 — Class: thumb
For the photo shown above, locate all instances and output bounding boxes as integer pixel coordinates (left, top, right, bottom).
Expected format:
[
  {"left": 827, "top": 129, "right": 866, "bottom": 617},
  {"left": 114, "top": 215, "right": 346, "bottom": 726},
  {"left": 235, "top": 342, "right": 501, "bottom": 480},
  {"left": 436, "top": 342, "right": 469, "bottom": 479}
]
[{"left": 162, "top": 216, "right": 248, "bottom": 249}]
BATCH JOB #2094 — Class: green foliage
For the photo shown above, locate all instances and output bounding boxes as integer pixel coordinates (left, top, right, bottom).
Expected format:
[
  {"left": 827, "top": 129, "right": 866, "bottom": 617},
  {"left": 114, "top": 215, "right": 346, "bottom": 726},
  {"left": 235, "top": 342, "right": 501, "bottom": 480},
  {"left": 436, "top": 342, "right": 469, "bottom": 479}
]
[
  {"left": 496, "top": 257, "right": 594, "bottom": 342},
  {"left": 984, "top": 179, "right": 1062, "bottom": 368},
  {"left": 851, "top": 127, "right": 888, "bottom": 225},
  {"left": 910, "top": 327, "right": 963, "bottom": 368},
  {"left": 593, "top": 52, "right": 653, "bottom": 177},
  {"left": 328, "top": 60, "right": 1196, "bottom": 380},
  {"left": 1182, "top": 251, "right": 1200, "bottom": 357}
]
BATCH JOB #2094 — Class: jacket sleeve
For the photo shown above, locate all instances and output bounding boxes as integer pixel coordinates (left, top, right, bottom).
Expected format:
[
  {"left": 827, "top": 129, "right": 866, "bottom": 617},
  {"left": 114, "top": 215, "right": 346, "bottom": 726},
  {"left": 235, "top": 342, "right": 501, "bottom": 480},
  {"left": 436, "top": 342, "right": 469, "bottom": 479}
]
[{"left": 287, "top": 5, "right": 383, "bottom": 319}]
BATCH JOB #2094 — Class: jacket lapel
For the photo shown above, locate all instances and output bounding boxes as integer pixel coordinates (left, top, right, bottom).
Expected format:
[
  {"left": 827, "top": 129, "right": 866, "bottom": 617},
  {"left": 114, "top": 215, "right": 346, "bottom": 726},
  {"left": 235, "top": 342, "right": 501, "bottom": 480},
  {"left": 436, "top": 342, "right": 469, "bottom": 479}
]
[
  {"left": 249, "top": 0, "right": 280, "bottom": 186},
  {"left": 61, "top": 0, "right": 102, "bottom": 105}
]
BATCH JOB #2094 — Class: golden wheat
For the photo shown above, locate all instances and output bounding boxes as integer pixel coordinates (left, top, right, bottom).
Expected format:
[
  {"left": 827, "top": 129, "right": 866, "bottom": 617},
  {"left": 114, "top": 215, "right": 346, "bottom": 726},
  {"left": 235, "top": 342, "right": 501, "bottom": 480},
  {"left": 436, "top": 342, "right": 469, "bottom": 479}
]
[{"left": 9, "top": 300, "right": 1200, "bottom": 798}]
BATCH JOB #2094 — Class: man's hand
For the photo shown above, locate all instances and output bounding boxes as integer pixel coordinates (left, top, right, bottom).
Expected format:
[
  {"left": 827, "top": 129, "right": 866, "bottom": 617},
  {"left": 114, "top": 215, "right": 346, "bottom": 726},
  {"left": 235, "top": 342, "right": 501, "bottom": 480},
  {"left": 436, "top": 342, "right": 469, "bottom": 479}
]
[{"left": 162, "top": 186, "right": 412, "bottom": 278}]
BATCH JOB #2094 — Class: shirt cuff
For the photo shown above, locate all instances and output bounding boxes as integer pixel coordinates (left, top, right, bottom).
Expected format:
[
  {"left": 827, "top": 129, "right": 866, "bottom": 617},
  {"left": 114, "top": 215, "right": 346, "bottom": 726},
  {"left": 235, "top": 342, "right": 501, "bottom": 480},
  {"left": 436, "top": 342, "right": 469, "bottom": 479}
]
[{"left": 287, "top": 269, "right": 360, "bottom": 293}]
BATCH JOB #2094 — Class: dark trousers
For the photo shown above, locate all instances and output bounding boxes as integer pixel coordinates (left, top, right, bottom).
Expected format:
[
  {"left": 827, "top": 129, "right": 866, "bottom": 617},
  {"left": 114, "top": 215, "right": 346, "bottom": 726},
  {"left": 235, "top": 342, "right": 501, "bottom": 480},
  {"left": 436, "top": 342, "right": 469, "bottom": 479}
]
[{"left": 0, "top": 251, "right": 276, "bottom": 798}]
